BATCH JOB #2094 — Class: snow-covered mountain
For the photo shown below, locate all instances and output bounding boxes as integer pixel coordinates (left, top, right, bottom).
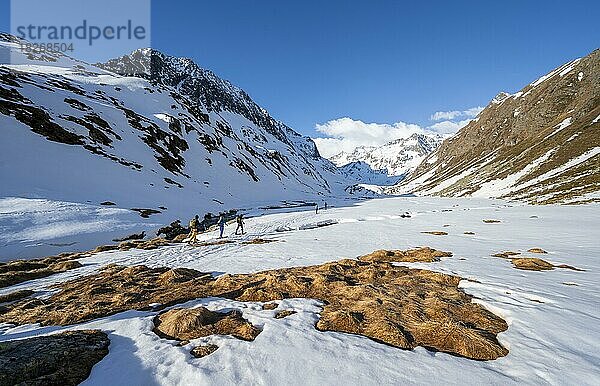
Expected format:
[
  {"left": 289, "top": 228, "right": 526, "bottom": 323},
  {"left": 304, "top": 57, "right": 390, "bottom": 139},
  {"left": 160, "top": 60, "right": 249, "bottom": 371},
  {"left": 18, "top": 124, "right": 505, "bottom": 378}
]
[
  {"left": 338, "top": 161, "right": 400, "bottom": 186},
  {"left": 392, "top": 49, "right": 600, "bottom": 204},
  {"left": 330, "top": 133, "right": 443, "bottom": 179},
  {"left": 0, "top": 34, "right": 369, "bottom": 223}
]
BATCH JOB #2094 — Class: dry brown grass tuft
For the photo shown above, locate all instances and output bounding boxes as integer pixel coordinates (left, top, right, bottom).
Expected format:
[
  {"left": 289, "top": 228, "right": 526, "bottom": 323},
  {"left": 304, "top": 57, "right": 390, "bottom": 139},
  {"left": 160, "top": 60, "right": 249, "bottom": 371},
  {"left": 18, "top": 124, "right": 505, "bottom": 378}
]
[
  {"left": 262, "top": 302, "right": 279, "bottom": 310},
  {"left": 359, "top": 247, "right": 452, "bottom": 263},
  {"left": 0, "top": 248, "right": 508, "bottom": 361},
  {"left": 190, "top": 344, "right": 219, "bottom": 358},
  {"left": 0, "top": 257, "right": 83, "bottom": 289},
  {"left": 0, "top": 265, "right": 215, "bottom": 325},
  {"left": 154, "top": 307, "right": 261, "bottom": 341},
  {"left": 510, "top": 258, "right": 554, "bottom": 271},
  {"left": 274, "top": 310, "right": 297, "bottom": 319},
  {"left": 510, "top": 257, "right": 584, "bottom": 271},
  {"left": 195, "top": 239, "right": 235, "bottom": 247},
  {"left": 492, "top": 251, "right": 521, "bottom": 258},
  {"left": 213, "top": 259, "right": 508, "bottom": 360},
  {"left": 118, "top": 237, "right": 171, "bottom": 251},
  {"left": 527, "top": 248, "right": 547, "bottom": 254},
  {"left": 242, "top": 238, "right": 278, "bottom": 245}
]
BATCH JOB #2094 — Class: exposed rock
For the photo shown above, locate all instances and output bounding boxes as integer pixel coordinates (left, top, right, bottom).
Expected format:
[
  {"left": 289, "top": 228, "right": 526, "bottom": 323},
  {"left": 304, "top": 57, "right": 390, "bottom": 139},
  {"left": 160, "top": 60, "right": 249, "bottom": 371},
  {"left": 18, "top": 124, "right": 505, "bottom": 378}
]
[
  {"left": 274, "top": 310, "right": 297, "bottom": 319},
  {"left": 190, "top": 344, "right": 219, "bottom": 358},
  {"left": 527, "top": 248, "right": 548, "bottom": 254},
  {"left": 464, "top": 232, "right": 475, "bottom": 235},
  {"left": 0, "top": 248, "right": 509, "bottom": 361},
  {"left": 131, "top": 208, "right": 162, "bottom": 218},
  {"left": 483, "top": 219, "right": 501, "bottom": 223},
  {"left": 359, "top": 247, "right": 452, "bottom": 263},
  {"left": 0, "top": 330, "right": 109, "bottom": 386},
  {"left": 299, "top": 220, "right": 338, "bottom": 230},
  {"left": 157, "top": 220, "right": 190, "bottom": 240},
  {"left": 100, "top": 201, "right": 116, "bottom": 206},
  {"left": 154, "top": 307, "right": 261, "bottom": 341},
  {"left": 112, "top": 231, "right": 146, "bottom": 242},
  {"left": 421, "top": 231, "right": 448, "bottom": 236}
]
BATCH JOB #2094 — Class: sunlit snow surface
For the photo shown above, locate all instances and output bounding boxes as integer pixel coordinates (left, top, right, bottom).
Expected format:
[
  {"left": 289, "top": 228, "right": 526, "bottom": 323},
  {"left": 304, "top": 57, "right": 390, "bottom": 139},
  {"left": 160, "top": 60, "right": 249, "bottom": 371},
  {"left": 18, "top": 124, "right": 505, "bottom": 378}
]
[{"left": 1, "top": 196, "right": 599, "bottom": 385}]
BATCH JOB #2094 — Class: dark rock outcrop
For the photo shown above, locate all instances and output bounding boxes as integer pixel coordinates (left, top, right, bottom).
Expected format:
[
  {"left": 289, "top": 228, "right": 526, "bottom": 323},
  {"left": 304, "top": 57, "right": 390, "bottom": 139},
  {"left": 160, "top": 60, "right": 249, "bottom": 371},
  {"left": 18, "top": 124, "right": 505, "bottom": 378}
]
[{"left": 0, "top": 330, "right": 109, "bottom": 385}]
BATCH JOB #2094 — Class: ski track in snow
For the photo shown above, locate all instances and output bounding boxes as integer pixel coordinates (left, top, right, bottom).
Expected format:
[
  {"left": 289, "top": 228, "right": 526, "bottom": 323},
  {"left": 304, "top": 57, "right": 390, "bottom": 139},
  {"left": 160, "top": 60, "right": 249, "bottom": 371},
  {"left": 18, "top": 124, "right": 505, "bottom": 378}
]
[{"left": 1, "top": 196, "right": 599, "bottom": 385}]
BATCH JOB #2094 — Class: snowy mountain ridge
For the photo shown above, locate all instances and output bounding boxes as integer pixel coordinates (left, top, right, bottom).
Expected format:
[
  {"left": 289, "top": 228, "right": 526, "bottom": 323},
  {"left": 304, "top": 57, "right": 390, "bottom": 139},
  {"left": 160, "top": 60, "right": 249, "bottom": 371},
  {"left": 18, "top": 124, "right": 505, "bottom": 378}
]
[
  {"left": 330, "top": 133, "right": 443, "bottom": 179},
  {"left": 392, "top": 49, "right": 600, "bottom": 204},
  {"left": 0, "top": 34, "right": 371, "bottom": 229}
]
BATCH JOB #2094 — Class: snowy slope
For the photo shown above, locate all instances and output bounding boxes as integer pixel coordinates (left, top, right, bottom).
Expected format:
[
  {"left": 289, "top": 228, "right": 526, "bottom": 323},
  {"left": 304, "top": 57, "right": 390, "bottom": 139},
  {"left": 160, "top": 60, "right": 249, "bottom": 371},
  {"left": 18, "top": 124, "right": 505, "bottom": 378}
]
[
  {"left": 1, "top": 196, "right": 599, "bottom": 385},
  {"left": 337, "top": 161, "right": 401, "bottom": 186},
  {"left": 0, "top": 34, "right": 374, "bottom": 257},
  {"left": 330, "top": 133, "right": 443, "bottom": 179}
]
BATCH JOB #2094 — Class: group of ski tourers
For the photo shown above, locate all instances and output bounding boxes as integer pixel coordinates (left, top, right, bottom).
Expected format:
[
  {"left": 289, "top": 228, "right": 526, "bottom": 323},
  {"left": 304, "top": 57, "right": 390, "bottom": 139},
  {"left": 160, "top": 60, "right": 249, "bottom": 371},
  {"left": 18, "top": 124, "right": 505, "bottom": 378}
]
[
  {"left": 187, "top": 213, "right": 245, "bottom": 244},
  {"left": 186, "top": 201, "right": 328, "bottom": 245}
]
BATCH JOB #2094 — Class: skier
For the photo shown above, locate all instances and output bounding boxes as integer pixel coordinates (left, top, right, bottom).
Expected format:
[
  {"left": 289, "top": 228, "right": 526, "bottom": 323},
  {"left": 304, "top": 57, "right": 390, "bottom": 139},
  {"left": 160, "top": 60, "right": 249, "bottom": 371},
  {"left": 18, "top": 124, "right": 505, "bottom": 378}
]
[
  {"left": 315, "top": 203, "right": 319, "bottom": 214},
  {"left": 218, "top": 214, "right": 226, "bottom": 238},
  {"left": 235, "top": 214, "right": 245, "bottom": 235},
  {"left": 188, "top": 215, "right": 199, "bottom": 244},
  {"left": 324, "top": 202, "right": 328, "bottom": 210}
]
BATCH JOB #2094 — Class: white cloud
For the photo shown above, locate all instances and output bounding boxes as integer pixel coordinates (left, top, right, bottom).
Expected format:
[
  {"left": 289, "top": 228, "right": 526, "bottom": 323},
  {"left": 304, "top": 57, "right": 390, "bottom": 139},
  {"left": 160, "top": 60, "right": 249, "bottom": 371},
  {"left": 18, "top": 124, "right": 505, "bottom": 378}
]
[
  {"left": 431, "top": 106, "right": 483, "bottom": 121},
  {"left": 431, "top": 110, "right": 462, "bottom": 121},
  {"left": 313, "top": 117, "right": 423, "bottom": 158},
  {"left": 428, "top": 118, "right": 473, "bottom": 134},
  {"left": 312, "top": 106, "right": 484, "bottom": 158}
]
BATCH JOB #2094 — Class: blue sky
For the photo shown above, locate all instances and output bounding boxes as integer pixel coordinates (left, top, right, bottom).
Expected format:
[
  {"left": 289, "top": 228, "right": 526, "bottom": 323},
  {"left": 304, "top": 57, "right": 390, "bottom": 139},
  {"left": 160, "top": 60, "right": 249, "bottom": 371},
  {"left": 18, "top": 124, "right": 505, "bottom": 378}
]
[{"left": 1, "top": 0, "right": 599, "bottom": 154}]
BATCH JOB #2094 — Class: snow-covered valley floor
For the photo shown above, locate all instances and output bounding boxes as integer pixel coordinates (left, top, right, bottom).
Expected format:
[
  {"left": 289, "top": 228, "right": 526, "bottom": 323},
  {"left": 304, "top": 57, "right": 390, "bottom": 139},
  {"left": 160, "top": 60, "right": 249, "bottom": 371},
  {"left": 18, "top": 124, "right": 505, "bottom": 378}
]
[{"left": 1, "top": 196, "right": 599, "bottom": 385}]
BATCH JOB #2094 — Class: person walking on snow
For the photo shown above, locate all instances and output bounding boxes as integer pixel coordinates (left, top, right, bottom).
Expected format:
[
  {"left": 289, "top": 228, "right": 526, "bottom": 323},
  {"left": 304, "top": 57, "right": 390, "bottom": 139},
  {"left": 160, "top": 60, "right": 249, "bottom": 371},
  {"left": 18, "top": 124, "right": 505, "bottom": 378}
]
[
  {"left": 218, "top": 214, "right": 226, "bottom": 238},
  {"left": 235, "top": 214, "right": 245, "bottom": 235},
  {"left": 324, "top": 202, "right": 328, "bottom": 210},
  {"left": 188, "top": 215, "right": 199, "bottom": 244},
  {"left": 315, "top": 203, "right": 319, "bottom": 214}
]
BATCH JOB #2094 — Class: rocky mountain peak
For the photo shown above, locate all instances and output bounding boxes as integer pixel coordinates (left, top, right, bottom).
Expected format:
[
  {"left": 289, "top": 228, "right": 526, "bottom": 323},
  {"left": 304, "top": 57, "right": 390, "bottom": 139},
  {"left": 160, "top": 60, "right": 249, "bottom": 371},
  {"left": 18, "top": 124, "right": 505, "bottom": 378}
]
[{"left": 98, "top": 49, "right": 297, "bottom": 146}]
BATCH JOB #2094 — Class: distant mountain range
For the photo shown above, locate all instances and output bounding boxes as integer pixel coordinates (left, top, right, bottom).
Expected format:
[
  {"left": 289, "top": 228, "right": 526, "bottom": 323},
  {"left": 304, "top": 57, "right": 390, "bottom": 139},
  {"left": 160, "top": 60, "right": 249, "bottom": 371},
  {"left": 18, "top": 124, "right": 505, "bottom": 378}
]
[
  {"left": 391, "top": 49, "right": 600, "bottom": 204},
  {"left": 330, "top": 133, "right": 443, "bottom": 179}
]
